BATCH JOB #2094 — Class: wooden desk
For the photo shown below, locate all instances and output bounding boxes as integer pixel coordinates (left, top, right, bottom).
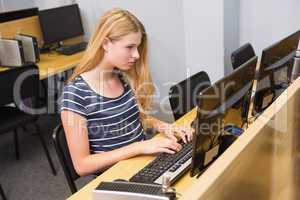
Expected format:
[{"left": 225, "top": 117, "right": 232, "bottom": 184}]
[
  {"left": 37, "top": 52, "right": 83, "bottom": 79},
  {"left": 0, "top": 51, "right": 83, "bottom": 80},
  {"left": 67, "top": 109, "right": 196, "bottom": 200},
  {"left": 67, "top": 107, "right": 243, "bottom": 200},
  {"left": 180, "top": 77, "right": 300, "bottom": 200},
  {"left": 68, "top": 78, "right": 300, "bottom": 199},
  {"left": 0, "top": 16, "right": 84, "bottom": 79},
  {"left": 0, "top": 16, "right": 43, "bottom": 44}
]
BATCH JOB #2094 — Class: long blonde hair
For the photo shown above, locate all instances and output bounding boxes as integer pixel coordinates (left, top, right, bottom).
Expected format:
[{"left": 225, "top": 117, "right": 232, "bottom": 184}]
[{"left": 69, "top": 8, "right": 154, "bottom": 124}]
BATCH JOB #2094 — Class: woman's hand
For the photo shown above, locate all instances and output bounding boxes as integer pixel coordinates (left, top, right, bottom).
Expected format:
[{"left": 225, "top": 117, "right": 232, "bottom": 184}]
[
  {"left": 137, "top": 136, "right": 182, "bottom": 155},
  {"left": 161, "top": 123, "right": 194, "bottom": 143}
]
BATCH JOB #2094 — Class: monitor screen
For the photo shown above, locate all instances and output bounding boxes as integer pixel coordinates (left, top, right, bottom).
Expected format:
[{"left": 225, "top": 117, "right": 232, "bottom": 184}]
[
  {"left": 0, "top": 7, "right": 38, "bottom": 23},
  {"left": 38, "top": 4, "right": 84, "bottom": 45},
  {"left": 190, "top": 57, "right": 258, "bottom": 176},
  {"left": 254, "top": 30, "right": 300, "bottom": 112}
]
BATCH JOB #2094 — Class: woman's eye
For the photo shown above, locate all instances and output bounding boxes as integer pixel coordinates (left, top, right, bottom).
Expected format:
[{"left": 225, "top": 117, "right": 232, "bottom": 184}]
[{"left": 127, "top": 46, "right": 134, "bottom": 49}]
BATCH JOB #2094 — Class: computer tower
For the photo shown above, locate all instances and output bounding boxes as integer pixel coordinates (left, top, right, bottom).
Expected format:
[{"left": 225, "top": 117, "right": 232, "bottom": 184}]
[
  {"left": 15, "top": 34, "right": 40, "bottom": 63},
  {"left": 0, "top": 38, "right": 25, "bottom": 67}
]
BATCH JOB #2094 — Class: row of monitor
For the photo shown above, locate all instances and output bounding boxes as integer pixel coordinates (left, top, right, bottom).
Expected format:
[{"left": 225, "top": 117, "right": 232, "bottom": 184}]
[
  {"left": 0, "top": 4, "right": 84, "bottom": 46},
  {"left": 190, "top": 30, "right": 300, "bottom": 176}
]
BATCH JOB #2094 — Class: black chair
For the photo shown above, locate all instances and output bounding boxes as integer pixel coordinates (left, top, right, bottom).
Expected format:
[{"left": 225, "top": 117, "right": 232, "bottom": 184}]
[
  {"left": 53, "top": 124, "right": 79, "bottom": 194},
  {"left": 0, "top": 65, "right": 56, "bottom": 175},
  {"left": 231, "top": 43, "right": 256, "bottom": 70},
  {"left": 0, "top": 184, "right": 7, "bottom": 200},
  {"left": 169, "top": 71, "right": 211, "bottom": 120},
  {"left": 230, "top": 44, "right": 256, "bottom": 113},
  {"left": 231, "top": 43, "right": 286, "bottom": 112}
]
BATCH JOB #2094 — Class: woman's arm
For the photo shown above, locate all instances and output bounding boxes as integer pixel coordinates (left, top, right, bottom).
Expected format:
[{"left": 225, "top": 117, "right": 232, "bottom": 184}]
[{"left": 61, "top": 110, "right": 182, "bottom": 176}]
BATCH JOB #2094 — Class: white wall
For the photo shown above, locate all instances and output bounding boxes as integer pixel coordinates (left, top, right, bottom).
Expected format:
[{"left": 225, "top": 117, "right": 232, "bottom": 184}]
[
  {"left": 76, "top": 0, "right": 186, "bottom": 106},
  {"left": 33, "top": 0, "right": 73, "bottom": 10},
  {"left": 183, "top": 0, "right": 224, "bottom": 83},
  {"left": 240, "top": 0, "right": 300, "bottom": 57},
  {"left": 0, "top": 0, "right": 73, "bottom": 12},
  {"left": 75, "top": 0, "right": 187, "bottom": 121},
  {"left": 224, "top": 0, "right": 239, "bottom": 75},
  {"left": 0, "top": 0, "right": 4, "bottom": 12},
  {"left": 2, "top": 0, "right": 35, "bottom": 11},
  {"left": 0, "top": 0, "right": 228, "bottom": 121},
  {"left": 77, "top": 0, "right": 227, "bottom": 100}
]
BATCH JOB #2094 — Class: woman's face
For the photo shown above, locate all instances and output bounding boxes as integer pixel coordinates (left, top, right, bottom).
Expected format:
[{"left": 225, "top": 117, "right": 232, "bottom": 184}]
[{"left": 104, "top": 31, "right": 142, "bottom": 70}]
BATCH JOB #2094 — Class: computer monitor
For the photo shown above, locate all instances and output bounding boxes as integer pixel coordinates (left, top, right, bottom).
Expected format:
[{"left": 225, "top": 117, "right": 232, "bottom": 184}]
[
  {"left": 190, "top": 56, "right": 258, "bottom": 177},
  {"left": 38, "top": 4, "right": 84, "bottom": 46},
  {"left": 254, "top": 30, "right": 300, "bottom": 112},
  {"left": 0, "top": 7, "right": 38, "bottom": 23}
]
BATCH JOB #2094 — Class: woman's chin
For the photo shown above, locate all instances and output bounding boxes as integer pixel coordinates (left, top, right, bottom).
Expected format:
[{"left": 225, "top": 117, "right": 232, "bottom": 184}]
[{"left": 119, "top": 64, "right": 134, "bottom": 70}]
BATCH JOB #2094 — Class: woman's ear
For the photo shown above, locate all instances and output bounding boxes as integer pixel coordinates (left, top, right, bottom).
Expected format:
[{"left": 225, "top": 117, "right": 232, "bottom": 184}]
[{"left": 102, "top": 37, "right": 111, "bottom": 52}]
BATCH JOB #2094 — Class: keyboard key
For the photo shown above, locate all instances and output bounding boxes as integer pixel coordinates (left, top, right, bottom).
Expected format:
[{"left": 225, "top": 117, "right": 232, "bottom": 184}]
[
  {"left": 56, "top": 42, "right": 87, "bottom": 55},
  {"left": 129, "top": 141, "right": 192, "bottom": 184}
]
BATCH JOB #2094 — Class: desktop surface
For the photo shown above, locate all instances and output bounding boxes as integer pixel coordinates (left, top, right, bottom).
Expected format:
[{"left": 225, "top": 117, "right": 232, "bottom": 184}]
[
  {"left": 67, "top": 109, "right": 197, "bottom": 200},
  {"left": 67, "top": 107, "right": 243, "bottom": 200},
  {"left": 0, "top": 51, "right": 84, "bottom": 79},
  {"left": 38, "top": 51, "right": 84, "bottom": 79},
  {"left": 67, "top": 76, "right": 300, "bottom": 200}
]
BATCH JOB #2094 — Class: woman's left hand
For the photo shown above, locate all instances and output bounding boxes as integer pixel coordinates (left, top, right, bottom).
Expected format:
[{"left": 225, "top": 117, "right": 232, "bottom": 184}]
[{"left": 162, "top": 123, "right": 195, "bottom": 143}]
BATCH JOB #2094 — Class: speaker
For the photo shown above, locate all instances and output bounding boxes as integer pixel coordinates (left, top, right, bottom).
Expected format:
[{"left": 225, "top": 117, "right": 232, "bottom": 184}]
[
  {"left": 0, "top": 38, "right": 25, "bottom": 67},
  {"left": 15, "top": 34, "right": 40, "bottom": 63}
]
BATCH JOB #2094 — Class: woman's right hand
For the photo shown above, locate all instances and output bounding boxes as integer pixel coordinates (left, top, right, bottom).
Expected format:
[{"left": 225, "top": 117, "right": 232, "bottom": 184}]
[{"left": 137, "top": 136, "right": 182, "bottom": 155}]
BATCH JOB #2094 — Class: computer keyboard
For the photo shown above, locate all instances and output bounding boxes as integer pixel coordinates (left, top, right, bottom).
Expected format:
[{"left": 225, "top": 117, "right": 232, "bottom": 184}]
[
  {"left": 94, "top": 181, "right": 175, "bottom": 200},
  {"left": 129, "top": 140, "right": 192, "bottom": 185},
  {"left": 56, "top": 42, "right": 87, "bottom": 55}
]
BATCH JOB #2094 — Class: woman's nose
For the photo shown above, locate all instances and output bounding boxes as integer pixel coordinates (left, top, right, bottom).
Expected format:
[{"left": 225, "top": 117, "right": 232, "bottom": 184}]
[{"left": 132, "top": 48, "right": 140, "bottom": 59}]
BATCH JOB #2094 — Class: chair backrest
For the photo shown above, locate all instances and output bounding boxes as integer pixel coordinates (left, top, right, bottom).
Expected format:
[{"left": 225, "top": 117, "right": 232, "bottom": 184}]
[
  {"left": 0, "top": 65, "right": 39, "bottom": 107},
  {"left": 169, "top": 71, "right": 211, "bottom": 120},
  {"left": 53, "top": 124, "right": 79, "bottom": 194},
  {"left": 231, "top": 43, "right": 256, "bottom": 70}
]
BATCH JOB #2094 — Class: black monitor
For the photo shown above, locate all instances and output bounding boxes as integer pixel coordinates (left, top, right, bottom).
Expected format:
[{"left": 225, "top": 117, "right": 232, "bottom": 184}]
[
  {"left": 0, "top": 7, "right": 38, "bottom": 23},
  {"left": 190, "top": 57, "right": 258, "bottom": 177},
  {"left": 38, "top": 4, "right": 84, "bottom": 45},
  {"left": 254, "top": 30, "right": 300, "bottom": 112}
]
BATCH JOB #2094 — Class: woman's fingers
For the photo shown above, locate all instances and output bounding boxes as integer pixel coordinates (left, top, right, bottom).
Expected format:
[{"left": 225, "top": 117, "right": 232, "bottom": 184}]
[
  {"left": 179, "top": 131, "right": 187, "bottom": 143},
  {"left": 158, "top": 147, "right": 175, "bottom": 154},
  {"left": 174, "top": 128, "right": 188, "bottom": 143},
  {"left": 181, "top": 126, "right": 195, "bottom": 142},
  {"left": 162, "top": 138, "right": 182, "bottom": 152},
  {"left": 190, "top": 129, "right": 195, "bottom": 141},
  {"left": 186, "top": 127, "right": 194, "bottom": 142},
  {"left": 187, "top": 132, "right": 192, "bottom": 142},
  {"left": 171, "top": 142, "right": 182, "bottom": 152},
  {"left": 160, "top": 143, "right": 181, "bottom": 154},
  {"left": 166, "top": 133, "right": 178, "bottom": 142},
  {"left": 163, "top": 123, "right": 196, "bottom": 143}
]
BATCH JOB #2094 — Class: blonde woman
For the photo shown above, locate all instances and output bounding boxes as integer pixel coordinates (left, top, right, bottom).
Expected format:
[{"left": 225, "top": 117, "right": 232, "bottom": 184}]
[{"left": 60, "top": 8, "right": 194, "bottom": 176}]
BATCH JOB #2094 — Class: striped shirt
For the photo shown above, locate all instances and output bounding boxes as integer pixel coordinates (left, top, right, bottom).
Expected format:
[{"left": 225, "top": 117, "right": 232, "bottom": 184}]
[{"left": 60, "top": 75, "right": 145, "bottom": 153}]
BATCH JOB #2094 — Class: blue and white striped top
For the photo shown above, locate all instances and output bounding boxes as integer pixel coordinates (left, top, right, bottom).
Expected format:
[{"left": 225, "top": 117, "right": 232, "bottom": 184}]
[{"left": 60, "top": 75, "right": 145, "bottom": 153}]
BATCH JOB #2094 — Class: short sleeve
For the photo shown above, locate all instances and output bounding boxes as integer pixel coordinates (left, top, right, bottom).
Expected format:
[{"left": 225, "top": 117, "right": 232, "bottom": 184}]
[{"left": 60, "top": 84, "right": 87, "bottom": 117}]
